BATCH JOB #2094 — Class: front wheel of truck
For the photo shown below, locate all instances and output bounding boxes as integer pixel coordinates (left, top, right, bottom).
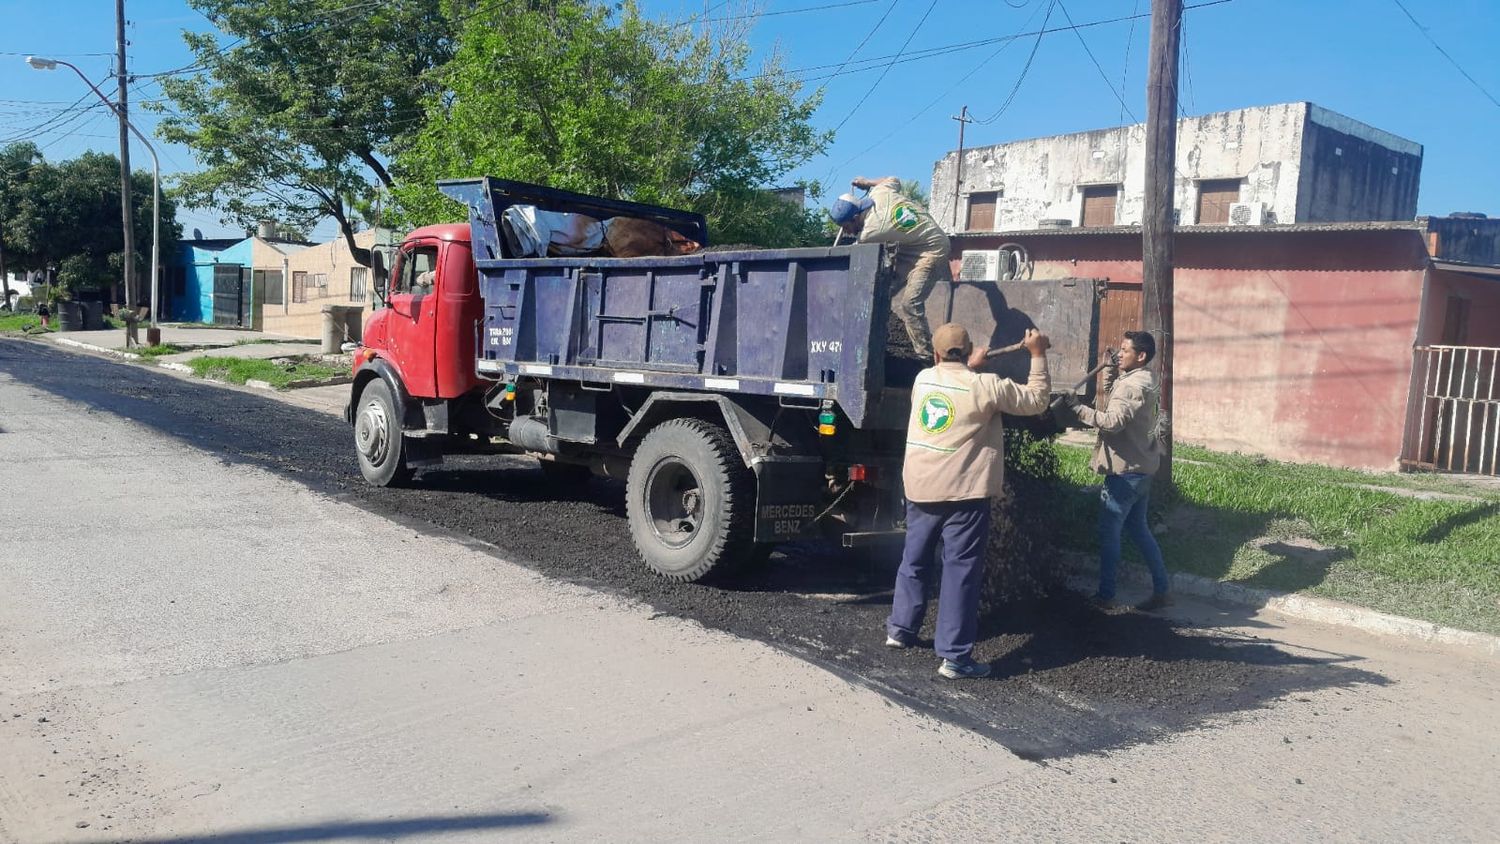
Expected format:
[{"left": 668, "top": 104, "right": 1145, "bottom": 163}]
[
  {"left": 353, "top": 379, "right": 414, "bottom": 487},
  {"left": 626, "top": 418, "right": 755, "bottom": 582}
]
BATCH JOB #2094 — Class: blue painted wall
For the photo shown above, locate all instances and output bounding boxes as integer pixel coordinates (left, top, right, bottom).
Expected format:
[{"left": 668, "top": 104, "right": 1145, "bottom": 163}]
[{"left": 171, "top": 238, "right": 253, "bottom": 323}]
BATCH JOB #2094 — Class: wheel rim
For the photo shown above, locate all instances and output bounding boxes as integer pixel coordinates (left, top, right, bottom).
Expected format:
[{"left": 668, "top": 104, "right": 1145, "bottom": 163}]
[
  {"left": 644, "top": 457, "right": 702, "bottom": 550},
  {"left": 355, "top": 396, "right": 391, "bottom": 467}
]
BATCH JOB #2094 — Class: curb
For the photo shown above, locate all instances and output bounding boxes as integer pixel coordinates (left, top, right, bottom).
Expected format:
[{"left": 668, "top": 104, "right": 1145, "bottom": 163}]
[
  {"left": 1061, "top": 554, "right": 1500, "bottom": 656},
  {"left": 47, "top": 335, "right": 350, "bottom": 392}
]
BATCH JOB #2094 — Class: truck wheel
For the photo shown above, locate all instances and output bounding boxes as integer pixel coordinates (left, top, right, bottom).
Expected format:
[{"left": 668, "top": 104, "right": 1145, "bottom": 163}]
[
  {"left": 626, "top": 418, "right": 755, "bottom": 582},
  {"left": 354, "top": 379, "right": 414, "bottom": 487}
]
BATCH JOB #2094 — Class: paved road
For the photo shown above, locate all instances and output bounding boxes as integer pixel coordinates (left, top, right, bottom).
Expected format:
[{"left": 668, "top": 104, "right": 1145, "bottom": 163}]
[{"left": 1, "top": 338, "right": 1496, "bottom": 842}]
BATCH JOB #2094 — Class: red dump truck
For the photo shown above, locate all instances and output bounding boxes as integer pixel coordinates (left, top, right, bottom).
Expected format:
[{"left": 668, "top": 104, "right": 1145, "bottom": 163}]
[{"left": 347, "top": 178, "right": 1100, "bottom": 581}]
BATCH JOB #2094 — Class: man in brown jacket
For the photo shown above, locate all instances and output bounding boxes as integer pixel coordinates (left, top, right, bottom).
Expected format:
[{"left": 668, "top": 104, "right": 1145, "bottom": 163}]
[
  {"left": 1065, "top": 330, "right": 1171, "bottom": 611},
  {"left": 886, "top": 323, "right": 1052, "bottom": 679}
]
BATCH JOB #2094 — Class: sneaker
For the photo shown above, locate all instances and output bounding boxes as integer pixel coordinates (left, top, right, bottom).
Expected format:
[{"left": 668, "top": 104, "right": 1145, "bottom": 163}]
[
  {"left": 938, "top": 657, "right": 992, "bottom": 680},
  {"left": 1088, "top": 594, "right": 1119, "bottom": 611},
  {"left": 1135, "top": 593, "right": 1174, "bottom": 612},
  {"left": 885, "top": 630, "right": 915, "bottom": 649}
]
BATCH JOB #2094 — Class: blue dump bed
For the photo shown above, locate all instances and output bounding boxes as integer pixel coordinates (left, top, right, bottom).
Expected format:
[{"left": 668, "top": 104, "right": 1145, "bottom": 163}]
[{"left": 440, "top": 178, "right": 897, "bottom": 429}]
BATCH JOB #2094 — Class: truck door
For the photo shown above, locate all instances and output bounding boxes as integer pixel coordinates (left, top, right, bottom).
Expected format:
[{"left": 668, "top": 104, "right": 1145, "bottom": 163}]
[{"left": 386, "top": 240, "right": 441, "bottom": 398}]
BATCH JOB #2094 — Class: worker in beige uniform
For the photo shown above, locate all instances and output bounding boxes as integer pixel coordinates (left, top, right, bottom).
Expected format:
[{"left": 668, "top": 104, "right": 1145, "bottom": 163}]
[
  {"left": 886, "top": 323, "right": 1052, "bottom": 679},
  {"left": 829, "top": 177, "right": 951, "bottom": 358}
]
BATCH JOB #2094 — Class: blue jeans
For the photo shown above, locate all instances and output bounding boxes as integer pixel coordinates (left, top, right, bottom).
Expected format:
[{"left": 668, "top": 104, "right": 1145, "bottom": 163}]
[
  {"left": 888, "top": 498, "right": 990, "bottom": 661},
  {"left": 1098, "top": 473, "right": 1169, "bottom": 600}
]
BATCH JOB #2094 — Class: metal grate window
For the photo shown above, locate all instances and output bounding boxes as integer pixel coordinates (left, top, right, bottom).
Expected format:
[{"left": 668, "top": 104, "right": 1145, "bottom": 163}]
[{"left": 349, "top": 267, "right": 368, "bottom": 303}]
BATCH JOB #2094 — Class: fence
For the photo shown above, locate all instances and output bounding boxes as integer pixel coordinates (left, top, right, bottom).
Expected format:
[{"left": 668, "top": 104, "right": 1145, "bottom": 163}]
[{"left": 1403, "top": 345, "right": 1500, "bottom": 475}]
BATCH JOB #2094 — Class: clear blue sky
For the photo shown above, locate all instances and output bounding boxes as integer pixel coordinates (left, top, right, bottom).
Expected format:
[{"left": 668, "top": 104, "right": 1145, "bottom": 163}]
[{"left": 2, "top": 0, "right": 1496, "bottom": 241}]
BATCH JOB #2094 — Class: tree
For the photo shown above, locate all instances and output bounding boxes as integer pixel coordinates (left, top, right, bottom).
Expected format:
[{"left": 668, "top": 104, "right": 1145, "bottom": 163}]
[
  {"left": 391, "top": 0, "right": 831, "bottom": 247},
  {"left": 897, "top": 179, "right": 930, "bottom": 207},
  {"left": 0, "top": 143, "right": 181, "bottom": 302},
  {"left": 156, "top": 0, "right": 452, "bottom": 265}
]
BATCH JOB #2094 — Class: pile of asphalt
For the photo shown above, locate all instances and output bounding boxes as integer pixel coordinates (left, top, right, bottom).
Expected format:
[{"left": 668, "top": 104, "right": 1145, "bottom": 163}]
[{"left": 0, "top": 339, "right": 1386, "bottom": 760}]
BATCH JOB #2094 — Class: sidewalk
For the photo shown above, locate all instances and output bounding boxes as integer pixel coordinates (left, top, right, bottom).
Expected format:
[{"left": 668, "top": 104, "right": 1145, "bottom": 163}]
[{"left": 48, "top": 324, "right": 312, "bottom": 351}]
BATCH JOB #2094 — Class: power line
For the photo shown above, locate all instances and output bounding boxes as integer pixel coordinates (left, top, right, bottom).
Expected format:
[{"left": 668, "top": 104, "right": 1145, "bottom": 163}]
[
  {"left": 973, "top": 0, "right": 1056, "bottom": 125},
  {"left": 829, "top": 0, "right": 939, "bottom": 133},
  {"left": 817, "top": 0, "right": 901, "bottom": 90},
  {"left": 824, "top": 0, "right": 1050, "bottom": 174},
  {"left": 700, "top": 0, "right": 880, "bottom": 23},
  {"left": 1056, "top": 0, "right": 1136, "bottom": 122},
  {"left": 1388, "top": 0, "right": 1500, "bottom": 110}
]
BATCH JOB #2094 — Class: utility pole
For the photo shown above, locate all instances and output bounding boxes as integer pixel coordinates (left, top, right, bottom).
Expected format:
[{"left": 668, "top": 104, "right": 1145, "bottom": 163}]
[
  {"left": 1142, "top": 0, "right": 1181, "bottom": 485},
  {"left": 950, "top": 105, "right": 972, "bottom": 229},
  {"left": 116, "top": 0, "right": 136, "bottom": 313}
]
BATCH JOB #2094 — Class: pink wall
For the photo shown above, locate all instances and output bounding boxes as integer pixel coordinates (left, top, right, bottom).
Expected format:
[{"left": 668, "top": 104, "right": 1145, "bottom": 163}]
[{"left": 953, "top": 229, "right": 1432, "bottom": 469}]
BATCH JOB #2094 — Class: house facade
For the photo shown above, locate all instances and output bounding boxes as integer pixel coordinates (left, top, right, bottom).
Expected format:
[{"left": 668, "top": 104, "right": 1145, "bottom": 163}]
[
  {"left": 949, "top": 218, "right": 1500, "bottom": 474},
  {"left": 168, "top": 236, "right": 309, "bottom": 328},
  {"left": 930, "top": 102, "right": 1423, "bottom": 233},
  {"left": 261, "top": 229, "right": 388, "bottom": 338}
]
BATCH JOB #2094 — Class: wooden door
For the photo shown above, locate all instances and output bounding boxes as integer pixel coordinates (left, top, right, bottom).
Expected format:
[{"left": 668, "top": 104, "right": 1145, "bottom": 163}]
[{"left": 1081, "top": 186, "right": 1118, "bottom": 228}]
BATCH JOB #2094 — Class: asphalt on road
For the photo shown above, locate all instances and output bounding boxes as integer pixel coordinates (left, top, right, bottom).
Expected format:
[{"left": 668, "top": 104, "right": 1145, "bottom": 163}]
[{"left": 0, "top": 338, "right": 1385, "bottom": 761}]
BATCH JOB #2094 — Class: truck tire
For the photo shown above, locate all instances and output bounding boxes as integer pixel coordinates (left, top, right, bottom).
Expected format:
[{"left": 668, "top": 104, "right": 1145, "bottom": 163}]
[
  {"left": 626, "top": 418, "right": 755, "bottom": 582},
  {"left": 353, "top": 378, "right": 414, "bottom": 487}
]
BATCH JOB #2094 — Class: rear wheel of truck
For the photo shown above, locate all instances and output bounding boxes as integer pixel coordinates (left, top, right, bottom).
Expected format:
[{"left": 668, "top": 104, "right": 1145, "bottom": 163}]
[
  {"left": 353, "top": 379, "right": 413, "bottom": 487},
  {"left": 626, "top": 418, "right": 755, "bottom": 582}
]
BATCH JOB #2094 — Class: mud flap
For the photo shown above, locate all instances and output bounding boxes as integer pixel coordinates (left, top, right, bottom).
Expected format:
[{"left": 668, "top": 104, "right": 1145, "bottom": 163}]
[{"left": 751, "top": 458, "right": 826, "bottom": 542}]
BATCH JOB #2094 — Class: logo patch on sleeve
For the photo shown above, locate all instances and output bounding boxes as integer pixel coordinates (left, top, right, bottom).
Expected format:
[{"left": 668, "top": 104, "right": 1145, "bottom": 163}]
[{"left": 892, "top": 204, "right": 920, "bottom": 231}]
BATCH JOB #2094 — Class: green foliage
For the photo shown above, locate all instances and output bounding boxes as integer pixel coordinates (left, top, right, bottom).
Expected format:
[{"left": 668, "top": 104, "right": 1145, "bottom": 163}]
[
  {"left": 0, "top": 143, "right": 181, "bottom": 300},
  {"left": 157, "top": 0, "right": 451, "bottom": 261},
  {"left": 896, "top": 179, "right": 929, "bottom": 207},
  {"left": 391, "top": 0, "right": 831, "bottom": 248}
]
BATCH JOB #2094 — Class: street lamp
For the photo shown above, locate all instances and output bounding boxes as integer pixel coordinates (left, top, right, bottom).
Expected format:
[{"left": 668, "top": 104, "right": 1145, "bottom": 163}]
[{"left": 27, "top": 55, "right": 161, "bottom": 333}]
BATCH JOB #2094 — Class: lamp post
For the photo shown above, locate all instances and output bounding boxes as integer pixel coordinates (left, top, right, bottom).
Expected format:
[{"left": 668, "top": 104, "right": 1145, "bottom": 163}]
[{"left": 27, "top": 55, "right": 161, "bottom": 334}]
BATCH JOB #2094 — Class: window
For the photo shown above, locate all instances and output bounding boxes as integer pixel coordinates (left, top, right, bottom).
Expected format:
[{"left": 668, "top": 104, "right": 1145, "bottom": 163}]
[
  {"left": 292, "top": 271, "right": 308, "bottom": 304},
  {"left": 257, "top": 270, "right": 284, "bottom": 306},
  {"left": 394, "top": 245, "right": 439, "bottom": 295},
  {"left": 1080, "top": 185, "right": 1118, "bottom": 228},
  {"left": 1196, "top": 178, "right": 1242, "bottom": 225},
  {"left": 965, "top": 191, "right": 999, "bottom": 231},
  {"left": 349, "top": 267, "right": 368, "bottom": 303}
]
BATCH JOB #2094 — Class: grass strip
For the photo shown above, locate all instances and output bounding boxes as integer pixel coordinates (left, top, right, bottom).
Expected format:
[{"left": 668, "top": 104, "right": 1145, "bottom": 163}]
[
  {"left": 132, "top": 344, "right": 186, "bottom": 359},
  {"left": 186, "top": 356, "right": 344, "bottom": 390},
  {"left": 0, "top": 313, "right": 47, "bottom": 333},
  {"left": 1052, "top": 442, "right": 1500, "bottom": 635}
]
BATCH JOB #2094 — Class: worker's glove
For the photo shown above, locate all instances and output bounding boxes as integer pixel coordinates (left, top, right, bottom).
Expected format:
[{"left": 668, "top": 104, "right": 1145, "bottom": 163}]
[{"left": 1062, "top": 391, "right": 1082, "bottom": 409}]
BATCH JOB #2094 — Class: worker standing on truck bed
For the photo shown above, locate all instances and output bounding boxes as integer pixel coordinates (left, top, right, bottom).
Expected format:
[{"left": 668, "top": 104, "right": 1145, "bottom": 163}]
[
  {"left": 886, "top": 323, "right": 1051, "bottom": 679},
  {"left": 829, "top": 176, "right": 951, "bottom": 358},
  {"left": 1064, "top": 331, "right": 1172, "bottom": 612}
]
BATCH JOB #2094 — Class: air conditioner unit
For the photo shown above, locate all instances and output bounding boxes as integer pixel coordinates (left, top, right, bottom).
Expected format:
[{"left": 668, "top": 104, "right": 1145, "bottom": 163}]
[
  {"left": 959, "top": 250, "right": 1003, "bottom": 281},
  {"left": 1228, "top": 202, "right": 1267, "bottom": 226}
]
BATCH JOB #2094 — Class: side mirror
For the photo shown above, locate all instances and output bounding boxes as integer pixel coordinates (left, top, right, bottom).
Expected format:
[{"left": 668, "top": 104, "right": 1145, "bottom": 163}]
[{"left": 371, "top": 250, "right": 390, "bottom": 306}]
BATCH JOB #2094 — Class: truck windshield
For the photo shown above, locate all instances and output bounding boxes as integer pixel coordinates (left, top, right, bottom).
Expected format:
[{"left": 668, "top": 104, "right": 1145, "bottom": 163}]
[{"left": 394, "top": 245, "right": 439, "bottom": 295}]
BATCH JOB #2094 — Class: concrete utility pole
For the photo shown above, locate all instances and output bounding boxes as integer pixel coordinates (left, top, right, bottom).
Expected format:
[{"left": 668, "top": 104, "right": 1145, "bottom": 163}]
[
  {"left": 950, "top": 105, "right": 972, "bottom": 229},
  {"left": 116, "top": 0, "right": 136, "bottom": 312},
  {"left": 1142, "top": 0, "right": 1181, "bottom": 485}
]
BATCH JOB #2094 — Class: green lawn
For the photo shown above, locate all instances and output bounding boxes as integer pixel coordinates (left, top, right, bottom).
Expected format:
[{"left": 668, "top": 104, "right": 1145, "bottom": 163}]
[
  {"left": 0, "top": 313, "right": 47, "bottom": 333},
  {"left": 186, "top": 356, "right": 344, "bottom": 389},
  {"left": 132, "top": 343, "right": 186, "bottom": 359},
  {"left": 1052, "top": 443, "right": 1500, "bottom": 635}
]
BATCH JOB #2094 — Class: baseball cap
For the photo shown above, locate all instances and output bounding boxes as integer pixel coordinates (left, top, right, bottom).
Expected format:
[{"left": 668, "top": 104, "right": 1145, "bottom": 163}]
[
  {"left": 932, "top": 323, "right": 972, "bottom": 359},
  {"left": 829, "top": 192, "right": 875, "bottom": 224}
]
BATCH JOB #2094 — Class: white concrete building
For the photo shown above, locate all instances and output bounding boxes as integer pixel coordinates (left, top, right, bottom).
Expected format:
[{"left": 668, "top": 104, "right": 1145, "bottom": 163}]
[{"left": 929, "top": 102, "right": 1423, "bottom": 233}]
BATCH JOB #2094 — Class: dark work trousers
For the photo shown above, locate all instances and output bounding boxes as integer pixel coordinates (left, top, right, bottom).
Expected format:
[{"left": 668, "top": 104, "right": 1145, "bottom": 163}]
[{"left": 887, "top": 498, "right": 992, "bottom": 661}]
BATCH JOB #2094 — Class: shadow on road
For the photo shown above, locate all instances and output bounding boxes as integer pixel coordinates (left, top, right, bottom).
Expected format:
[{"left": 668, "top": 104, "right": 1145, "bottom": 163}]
[
  {"left": 1, "top": 339, "right": 1390, "bottom": 760},
  {"left": 79, "top": 811, "right": 552, "bottom": 844}
]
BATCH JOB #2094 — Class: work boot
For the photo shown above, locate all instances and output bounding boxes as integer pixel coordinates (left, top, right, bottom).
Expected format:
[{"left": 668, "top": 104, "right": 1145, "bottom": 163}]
[
  {"left": 1088, "top": 594, "right": 1118, "bottom": 612},
  {"left": 938, "top": 656, "right": 992, "bottom": 680},
  {"left": 1135, "top": 592, "right": 1174, "bottom": 613}
]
